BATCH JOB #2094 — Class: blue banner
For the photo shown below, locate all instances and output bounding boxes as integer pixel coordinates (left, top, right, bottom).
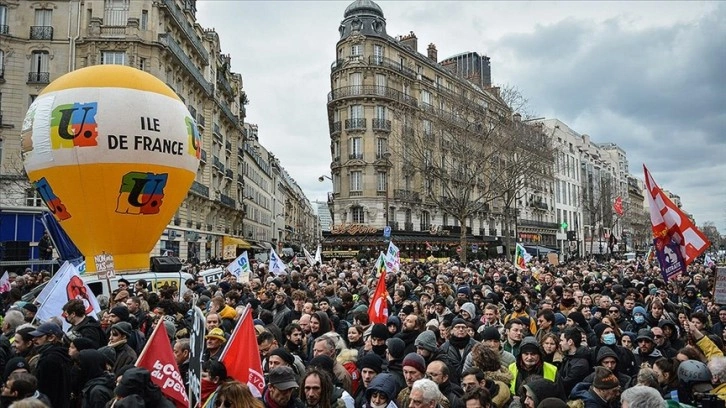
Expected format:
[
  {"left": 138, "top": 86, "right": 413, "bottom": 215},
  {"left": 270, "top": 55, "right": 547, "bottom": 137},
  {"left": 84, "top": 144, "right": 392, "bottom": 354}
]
[{"left": 654, "top": 238, "right": 686, "bottom": 282}]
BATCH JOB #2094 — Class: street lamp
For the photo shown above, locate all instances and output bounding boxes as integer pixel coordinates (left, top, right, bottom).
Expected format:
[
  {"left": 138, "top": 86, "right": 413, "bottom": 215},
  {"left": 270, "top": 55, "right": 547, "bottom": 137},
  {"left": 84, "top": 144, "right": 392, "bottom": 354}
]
[{"left": 318, "top": 175, "right": 332, "bottom": 182}]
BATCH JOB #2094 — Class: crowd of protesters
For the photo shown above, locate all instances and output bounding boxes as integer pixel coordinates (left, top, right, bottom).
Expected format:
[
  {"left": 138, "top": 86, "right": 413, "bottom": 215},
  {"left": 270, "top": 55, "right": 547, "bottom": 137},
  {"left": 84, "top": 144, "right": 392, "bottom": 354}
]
[{"left": 0, "top": 253, "right": 725, "bottom": 408}]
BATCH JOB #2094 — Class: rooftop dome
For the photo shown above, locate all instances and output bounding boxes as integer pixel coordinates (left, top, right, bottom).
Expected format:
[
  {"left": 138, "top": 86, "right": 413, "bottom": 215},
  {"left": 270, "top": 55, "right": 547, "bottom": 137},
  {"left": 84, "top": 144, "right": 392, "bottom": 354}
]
[{"left": 344, "top": 0, "right": 384, "bottom": 18}]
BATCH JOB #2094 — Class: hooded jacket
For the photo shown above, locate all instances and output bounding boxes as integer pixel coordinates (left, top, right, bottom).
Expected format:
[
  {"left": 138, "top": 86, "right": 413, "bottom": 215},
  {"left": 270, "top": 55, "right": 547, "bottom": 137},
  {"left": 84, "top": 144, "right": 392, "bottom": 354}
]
[
  {"left": 570, "top": 382, "right": 612, "bottom": 408},
  {"left": 69, "top": 316, "right": 108, "bottom": 348},
  {"left": 365, "top": 373, "right": 399, "bottom": 404},
  {"left": 523, "top": 378, "right": 566, "bottom": 408},
  {"left": 114, "top": 367, "right": 175, "bottom": 408},
  {"left": 508, "top": 337, "right": 557, "bottom": 394},
  {"left": 582, "top": 347, "right": 632, "bottom": 389},
  {"left": 78, "top": 349, "right": 115, "bottom": 408},
  {"left": 34, "top": 342, "right": 72, "bottom": 408}
]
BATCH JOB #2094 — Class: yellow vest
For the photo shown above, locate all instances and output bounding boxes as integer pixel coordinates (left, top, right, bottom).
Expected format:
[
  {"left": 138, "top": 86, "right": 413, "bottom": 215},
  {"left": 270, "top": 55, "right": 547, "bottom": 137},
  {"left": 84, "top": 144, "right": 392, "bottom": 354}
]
[{"left": 508, "top": 361, "right": 557, "bottom": 394}]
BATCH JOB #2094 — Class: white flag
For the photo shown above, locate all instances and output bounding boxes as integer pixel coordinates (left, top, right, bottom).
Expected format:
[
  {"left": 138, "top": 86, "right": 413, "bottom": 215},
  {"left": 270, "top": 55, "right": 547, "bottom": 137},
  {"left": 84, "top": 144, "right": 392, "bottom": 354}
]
[
  {"left": 385, "top": 241, "right": 400, "bottom": 273},
  {"left": 226, "top": 251, "right": 251, "bottom": 283},
  {"left": 314, "top": 244, "right": 322, "bottom": 264},
  {"left": 268, "top": 248, "right": 287, "bottom": 276},
  {"left": 36, "top": 262, "right": 101, "bottom": 330},
  {"left": 36, "top": 262, "right": 75, "bottom": 306},
  {"left": 0, "top": 271, "right": 11, "bottom": 294},
  {"left": 303, "top": 247, "right": 315, "bottom": 266}
]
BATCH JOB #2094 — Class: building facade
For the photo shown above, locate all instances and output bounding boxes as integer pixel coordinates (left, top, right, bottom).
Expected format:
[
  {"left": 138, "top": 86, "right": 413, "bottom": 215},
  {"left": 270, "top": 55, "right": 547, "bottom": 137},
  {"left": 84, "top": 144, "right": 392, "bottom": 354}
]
[{"left": 0, "top": 0, "right": 253, "bottom": 267}]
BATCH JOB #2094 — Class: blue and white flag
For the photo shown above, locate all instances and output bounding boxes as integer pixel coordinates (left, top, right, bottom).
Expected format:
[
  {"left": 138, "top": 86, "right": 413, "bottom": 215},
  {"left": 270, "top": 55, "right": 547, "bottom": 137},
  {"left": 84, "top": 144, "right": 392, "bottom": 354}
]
[
  {"left": 226, "top": 251, "right": 251, "bottom": 283},
  {"left": 269, "top": 248, "right": 287, "bottom": 276},
  {"left": 385, "top": 241, "right": 400, "bottom": 273}
]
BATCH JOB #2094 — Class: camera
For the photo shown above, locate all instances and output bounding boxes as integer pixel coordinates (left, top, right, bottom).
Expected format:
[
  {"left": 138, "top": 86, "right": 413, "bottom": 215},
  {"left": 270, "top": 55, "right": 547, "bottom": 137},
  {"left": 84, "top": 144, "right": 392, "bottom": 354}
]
[{"left": 694, "top": 393, "right": 725, "bottom": 408}]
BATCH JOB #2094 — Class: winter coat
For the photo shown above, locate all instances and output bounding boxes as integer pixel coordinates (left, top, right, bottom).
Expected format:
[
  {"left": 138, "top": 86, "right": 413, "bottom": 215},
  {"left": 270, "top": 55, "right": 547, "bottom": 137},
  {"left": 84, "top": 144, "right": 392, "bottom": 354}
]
[
  {"left": 385, "top": 359, "right": 407, "bottom": 394},
  {"left": 439, "top": 336, "right": 477, "bottom": 383},
  {"left": 34, "top": 342, "right": 72, "bottom": 408},
  {"left": 78, "top": 349, "right": 115, "bottom": 408},
  {"left": 581, "top": 347, "right": 631, "bottom": 389},
  {"left": 365, "top": 373, "right": 400, "bottom": 404},
  {"left": 114, "top": 367, "right": 175, "bottom": 408},
  {"left": 570, "top": 383, "right": 612, "bottom": 408},
  {"left": 590, "top": 345, "right": 637, "bottom": 377},
  {"left": 633, "top": 347, "right": 663, "bottom": 367},
  {"left": 70, "top": 316, "right": 108, "bottom": 348},
  {"left": 557, "top": 346, "right": 592, "bottom": 392},
  {"left": 111, "top": 341, "right": 138, "bottom": 377}
]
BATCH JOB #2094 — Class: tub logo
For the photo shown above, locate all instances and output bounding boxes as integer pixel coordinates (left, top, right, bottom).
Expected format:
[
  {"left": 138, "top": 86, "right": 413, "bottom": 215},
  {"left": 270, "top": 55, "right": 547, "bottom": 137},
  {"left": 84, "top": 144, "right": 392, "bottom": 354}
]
[
  {"left": 186, "top": 116, "right": 201, "bottom": 159},
  {"left": 33, "top": 177, "right": 72, "bottom": 220},
  {"left": 116, "top": 172, "right": 168, "bottom": 215},
  {"left": 50, "top": 102, "right": 99, "bottom": 149}
]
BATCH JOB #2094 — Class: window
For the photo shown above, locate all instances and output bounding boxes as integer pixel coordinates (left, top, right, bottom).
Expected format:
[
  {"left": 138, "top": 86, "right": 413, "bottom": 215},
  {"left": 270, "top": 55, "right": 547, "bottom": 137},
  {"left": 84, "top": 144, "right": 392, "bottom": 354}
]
[
  {"left": 373, "top": 44, "right": 383, "bottom": 64},
  {"left": 351, "top": 206, "right": 365, "bottom": 223},
  {"left": 420, "top": 211, "right": 431, "bottom": 231},
  {"left": 101, "top": 51, "right": 126, "bottom": 65},
  {"left": 141, "top": 10, "right": 148, "bottom": 30},
  {"left": 375, "top": 105, "right": 386, "bottom": 119},
  {"left": 32, "top": 8, "right": 53, "bottom": 41},
  {"left": 350, "top": 171, "right": 362, "bottom": 192},
  {"left": 376, "top": 138, "right": 387, "bottom": 157},
  {"left": 105, "top": 0, "right": 130, "bottom": 26},
  {"left": 349, "top": 104, "right": 363, "bottom": 120},
  {"left": 349, "top": 72, "right": 362, "bottom": 94},
  {"left": 26, "top": 189, "right": 43, "bottom": 207},
  {"left": 350, "top": 44, "right": 362, "bottom": 60},
  {"left": 377, "top": 172, "right": 387, "bottom": 192},
  {"left": 29, "top": 51, "right": 49, "bottom": 83},
  {"left": 421, "top": 90, "right": 431, "bottom": 106},
  {"left": 423, "top": 120, "right": 432, "bottom": 137},
  {"left": 34, "top": 9, "right": 52, "bottom": 25},
  {"left": 375, "top": 74, "right": 386, "bottom": 95},
  {"left": 138, "top": 57, "right": 146, "bottom": 71},
  {"left": 332, "top": 140, "right": 340, "bottom": 160},
  {"left": 443, "top": 214, "right": 448, "bottom": 227},
  {"left": 0, "top": 6, "right": 7, "bottom": 33},
  {"left": 0, "top": 50, "right": 4, "bottom": 78},
  {"left": 349, "top": 137, "right": 362, "bottom": 158}
]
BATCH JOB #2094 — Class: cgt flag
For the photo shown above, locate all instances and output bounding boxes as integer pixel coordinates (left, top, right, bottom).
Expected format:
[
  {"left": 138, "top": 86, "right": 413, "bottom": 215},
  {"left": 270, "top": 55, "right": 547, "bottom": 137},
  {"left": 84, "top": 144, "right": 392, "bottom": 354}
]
[
  {"left": 35, "top": 261, "right": 101, "bottom": 330},
  {"left": 220, "top": 305, "right": 265, "bottom": 397},
  {"left": 135, "top": 320, "right": 188, "bottom": 408},
  {"left": 368, "top": 267, "right": 388, "bottom": 325},
  {"left": 644, "top": 165, "right": 710, "bottom": 266}
]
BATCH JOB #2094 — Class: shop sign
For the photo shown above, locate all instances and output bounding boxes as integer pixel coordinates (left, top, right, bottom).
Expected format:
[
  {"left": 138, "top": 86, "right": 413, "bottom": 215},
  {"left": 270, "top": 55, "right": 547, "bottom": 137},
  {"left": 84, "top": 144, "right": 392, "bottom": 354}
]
[{"left": 331, "top": 224, "right": 379, "bottom": 235}]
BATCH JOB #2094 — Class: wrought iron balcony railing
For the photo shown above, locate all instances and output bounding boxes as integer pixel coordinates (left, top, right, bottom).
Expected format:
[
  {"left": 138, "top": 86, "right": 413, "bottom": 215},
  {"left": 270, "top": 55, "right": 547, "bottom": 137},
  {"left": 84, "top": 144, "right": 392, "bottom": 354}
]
[
  {"left": 328, "top": 85, "right": 418, "bottom": 107},
  {"left": 394, "top": 189, "right": 421, "bottom": 203},
  {"left": 344, "top": 118, "right": 366, "bottom": 130},
  {"left": 27, "top": 72, "right": 50, "bottom": 84},
  {"left": 220, "top": 193, "right": 236, "bottom": 209},
  {"left": 372, "top": 118, "right": 391, "bottom": 131},
  {"left": 330, "top": 121, "right": 341, "bottom": 135},
  {"left": 30, "top": 26, "right": 53, "bottom": 40},
  {"left": 368, "top": 56, "right": 417, "bottom": 79},
  {"left": 348, "top": 153, "right": 364, "bottom": 160},
  {"left": 0, "top": 25, "right": 8, "bottom": 35},
  {"left": 190, "top": 181, "right": 209, "bottom": 197},
  {"left": 158, "top": 33, "right": 212, "bottom": 95}
]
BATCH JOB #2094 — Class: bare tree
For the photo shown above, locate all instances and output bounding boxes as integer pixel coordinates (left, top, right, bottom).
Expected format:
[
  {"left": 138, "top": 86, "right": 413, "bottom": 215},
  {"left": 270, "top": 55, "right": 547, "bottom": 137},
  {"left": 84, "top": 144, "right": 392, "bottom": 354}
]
[
  {"left": 700, "top": 221, "right": 721, "bottom": 250},
  {"left": 622, "top": 204, "right": 651, "bottom": 251},
  {"left": 582, "top": 175, "right": 617, "bottom": 255},
  {"left": 0, "top": 152, "right": 33, "bottom": 208}
]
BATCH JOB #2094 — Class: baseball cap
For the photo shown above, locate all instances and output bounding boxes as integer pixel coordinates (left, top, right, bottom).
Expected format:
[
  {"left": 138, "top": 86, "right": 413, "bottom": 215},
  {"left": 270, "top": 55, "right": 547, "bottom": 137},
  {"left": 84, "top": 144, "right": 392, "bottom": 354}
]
[{"left": 29, "top": 322, "right": 63, "bottom": 338}]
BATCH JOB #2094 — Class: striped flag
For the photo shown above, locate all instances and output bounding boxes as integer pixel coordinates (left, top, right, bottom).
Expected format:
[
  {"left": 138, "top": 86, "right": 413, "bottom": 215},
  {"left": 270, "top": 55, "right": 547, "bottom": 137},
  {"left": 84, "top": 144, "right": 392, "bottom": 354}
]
[{"left": 514, "top": 243, "right": 531, "bottom": 271}]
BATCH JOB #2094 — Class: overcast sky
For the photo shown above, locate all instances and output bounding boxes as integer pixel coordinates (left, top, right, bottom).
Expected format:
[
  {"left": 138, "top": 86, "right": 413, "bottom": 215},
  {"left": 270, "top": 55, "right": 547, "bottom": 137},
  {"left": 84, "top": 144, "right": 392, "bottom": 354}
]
[{"left": 196, "top": 1, "right": 726, "bottom": 233}]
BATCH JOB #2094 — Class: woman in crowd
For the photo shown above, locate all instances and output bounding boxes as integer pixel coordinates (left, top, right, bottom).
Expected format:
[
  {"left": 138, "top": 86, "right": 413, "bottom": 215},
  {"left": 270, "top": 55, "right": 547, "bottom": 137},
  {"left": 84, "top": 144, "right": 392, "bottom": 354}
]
[{"left": 539, "top": 333, "right": 564, "bottom": 369}]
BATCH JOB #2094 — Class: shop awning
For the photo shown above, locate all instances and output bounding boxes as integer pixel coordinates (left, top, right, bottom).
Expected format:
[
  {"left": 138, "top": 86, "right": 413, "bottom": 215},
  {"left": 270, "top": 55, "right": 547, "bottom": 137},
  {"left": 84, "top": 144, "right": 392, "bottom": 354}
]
[{"left": 222, "top": 236, "right": 251, "bottom": 259}]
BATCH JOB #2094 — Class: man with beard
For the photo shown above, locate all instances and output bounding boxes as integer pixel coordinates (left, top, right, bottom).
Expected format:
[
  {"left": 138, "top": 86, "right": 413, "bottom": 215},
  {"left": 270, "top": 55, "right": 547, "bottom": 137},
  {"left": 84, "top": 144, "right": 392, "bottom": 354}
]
[
  {"left": 507, "top": 336, "right": 557, "bottom": 395},
  {"left": 415, "top": 330, "right": 445, "bottom": 366},
  {"left": 12, "top": 328, "right": 38, "bottom": 371},
  {"left": 558, "top": 287, "right": 577, "bottom": 314},
  {"left": 683, "top": 286, "right": 705, "bottom": 313},
  {"left": 396, "top": 353, "right": 427, "bottom": 407},
  {"left": 439, "top": 317, "right": 477, "bottom": 384},
  {"left": 634, "top": 329, "right": 663, "bottom": 367},
  {"left": 262, "top": 366, "right": 305, "bottom": 408},
  {"left": 558, "top": 327, "right": 591, "bottom": 391},
  {"left": 272, "top": 291, "right": 292, "bottom": 328},
  {"left": 29, "top": 322, "right": 72, "bottom": 408},
  {"left": 535, "top": 310, "right": 556, "bottom": 343},
  {"left": 284, "top": 323, "right": 306, "bottom": 361},
  {"left": 570, "top": 367, "right": 622, "bottom": 408},
  {"left": 501, "top": 287, "right": 516, "bottom": 312},
  {"left": 62, "top": 299, "right": 107, "bottom": 348},
  {"left": 395, "top": 314, "right": 423, "bottom": 355},
  {"left": 433, "top": 297, "right": 454, "bottom": 323},
  {"left": 504, "top": 295, "right": 537, "bottom": 336}
]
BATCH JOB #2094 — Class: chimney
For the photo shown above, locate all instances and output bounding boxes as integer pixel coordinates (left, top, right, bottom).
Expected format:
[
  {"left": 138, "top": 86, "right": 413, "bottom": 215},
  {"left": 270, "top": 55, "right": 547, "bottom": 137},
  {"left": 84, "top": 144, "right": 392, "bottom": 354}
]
[
  {"left": 427, "top": 43, "right": 438, "bottom": 62},
  {"left": 399, "top": 31, "right": 418, "bottom": 52}
]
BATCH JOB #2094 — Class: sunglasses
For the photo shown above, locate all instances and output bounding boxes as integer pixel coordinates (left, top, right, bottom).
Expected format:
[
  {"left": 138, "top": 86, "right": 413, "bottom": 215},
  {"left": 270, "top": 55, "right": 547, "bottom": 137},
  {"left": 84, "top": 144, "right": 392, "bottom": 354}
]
[{"left": 214, "top": 399, "right": 233, "bottom": 408}]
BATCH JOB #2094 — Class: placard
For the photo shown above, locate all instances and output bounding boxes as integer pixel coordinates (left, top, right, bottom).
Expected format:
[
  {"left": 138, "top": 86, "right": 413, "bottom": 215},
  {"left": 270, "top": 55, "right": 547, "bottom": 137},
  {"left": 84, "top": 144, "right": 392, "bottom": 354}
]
[{"left": 715, "top": 268, "right": 726, "bottom": 305}]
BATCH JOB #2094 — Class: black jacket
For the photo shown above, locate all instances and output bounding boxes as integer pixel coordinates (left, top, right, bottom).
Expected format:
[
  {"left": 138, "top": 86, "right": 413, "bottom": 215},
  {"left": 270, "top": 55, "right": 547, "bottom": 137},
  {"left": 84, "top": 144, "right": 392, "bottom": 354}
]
[
  {"left": 34, "top": 342, "right": 72, "bottom": 408},
  {"left": 440, "top": 336, "right": 477, "bottom": 384},
  {"left": 558, "top": 346, "right": 592, "bottom": 392},
  {"left": 70, "top": 316, "right": 108, "bottom": 348},
  {"left": 79, "top": 349, "right": 115, "bottom": 408}
]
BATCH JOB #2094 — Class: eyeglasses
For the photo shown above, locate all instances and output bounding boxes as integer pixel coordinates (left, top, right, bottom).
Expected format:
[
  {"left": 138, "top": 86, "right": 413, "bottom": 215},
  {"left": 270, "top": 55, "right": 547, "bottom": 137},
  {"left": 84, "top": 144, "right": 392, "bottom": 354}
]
[{"left": 214, "top": 399, "right": 233, "bottom": 408}]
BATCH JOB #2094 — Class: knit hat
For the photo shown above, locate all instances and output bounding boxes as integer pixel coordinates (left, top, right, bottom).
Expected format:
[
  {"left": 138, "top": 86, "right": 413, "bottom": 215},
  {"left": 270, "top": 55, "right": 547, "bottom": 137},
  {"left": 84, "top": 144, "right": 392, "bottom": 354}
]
[
  {"left": 414, "top": 330, "right": 438, "bottom": 353},
  {"left": 568, "top": 311, "right": 588, "bottom": 330},
  {"left": 3, "top": 357, "right": 28, "bottom": 382},
  {"left": 111, "top": 321, "right": 133, "bottom": 338},
  {"left": 593, "top": 366, "right": 620, "bottom": 389},
  {"left": 269, "top": 348, "right": 295, "bottom": 366},
  {"left": 519, "top": 336, "right": 541, "bottom": 355},
  {"left": 356, "top": 353, "right": 384, "bottom": 373},
  {"left": 523, "top": 379, "right": 565, "bottom": 408},
  {"left": 537, "top": 398, "right": 569, "bottom": 408},
  {"left": 633, "top": 306, "right": 647, "bottom": 316},
  {"left": 98, "top": 346, "right": 117, "bottom": 367},
  {"left": 460, "top": 302, "right": 476, "bottom": 318},
  {"left": 452, "top": 317, "right": 469, "bottom": 328},
  {"left": 593, "top": 323, "right": 609, "bottom": 339},
  {"left": 71, "top": 336, "right": 98, "bottom": 352},
  {"left": 109, "top": 306, "right": 130, "bottom": 322},
  {"left": 386, "top": 337, "right": 406, "bottom": 359},
  {"left": 370, "top": 323, "right": 390, "bottom": 340},
  {"left": 554, "top": 313, "right": 566, "bottom": 325},
  {"left": 480, "top": 327, "right": 501, "bottom": 342},
  {"left": 401, "top": 305, "right": 414, "bottom": 315},
  {"left": 402, "top": 352, "right": 426, "bottom": 374},
  {"left": 309, "top": 355, "right": 335, "bottom": 374},
  {"left": 457, "top": 286, "right": 470, "bottom": 296}
]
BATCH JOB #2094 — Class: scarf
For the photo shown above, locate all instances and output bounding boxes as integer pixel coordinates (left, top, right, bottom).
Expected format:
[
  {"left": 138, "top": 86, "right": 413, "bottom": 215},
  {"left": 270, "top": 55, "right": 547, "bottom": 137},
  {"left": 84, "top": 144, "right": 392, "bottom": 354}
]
[
  {"left": 263, "top": 388, "right": 285, "bottom": 408},
  {"left": 449, "top": 334, "right": 471, "bottom": 349}
]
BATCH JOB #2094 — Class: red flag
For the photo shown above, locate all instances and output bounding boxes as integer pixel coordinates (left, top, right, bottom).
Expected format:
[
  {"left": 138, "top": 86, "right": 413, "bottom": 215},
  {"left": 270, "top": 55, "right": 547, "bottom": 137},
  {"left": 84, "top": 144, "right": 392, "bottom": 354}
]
[
  {"left": 220, "top": 306, "right": 265, "bottom": 397},
  {"left": 613, "top": 196, "right": 624, "bottom": 216},
  {"left": 136, "top": 320, "right": 188, "bottom": 408},
  {"left": 643, "top": 165, "right": 710, "bottom": 266},
  {"left": 368, "top": 269, "right": 388, "bottom": 324}
]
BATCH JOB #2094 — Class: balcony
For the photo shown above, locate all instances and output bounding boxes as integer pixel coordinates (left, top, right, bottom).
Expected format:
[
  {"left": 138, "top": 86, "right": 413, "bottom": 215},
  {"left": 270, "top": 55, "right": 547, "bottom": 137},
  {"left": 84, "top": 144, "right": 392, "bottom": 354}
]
[
  {"left": 330, "top": 59, "right": 345, "bottom": 73},
  {"left": 394, "top": 189, "right": 421, "bottom": 203},
  {"left": 372, "top": 118, "right": 391, "bottom": 132},
  {"left": 188, "top": 106, "right": 197, "bottom": 120},
  {"left": 330, "top": 121, "right": 341, "bottom": 135},
  {"left": 160, "top": 0, "right": 209, "bottom": 61},
  {"left": 328, "top": 85, "right": 418, "bottom": 108},
  {"left": 225, "top": 169, "right": 233, "bottom": 180},
  {"left": 213, "top": 123, "right": 222, "bottom": 139},
  {"left": 212, "top": 156, "right": 223, "bottom": 170},
  {"left": 218, "top": 99, "right": 238, "bottom": 125},
  {"left": 200, "top": 149, "right": 207, "bottom": 163},
  {"left": 368, "top": 56, "right": 417, "bottom": 79},
  {"left": 519, "top": 220, "right": 559, "bottom": 230},
  {"left": 219, "top": 193, "right": 236, "bottom": 209},
  {"left": 30, "top": 26, "right": 53, "bottom": 40},
  {"left": 27, "top": 72, "right": 50, "bottom": 84},
  {"left": 158, "top": 33, "right": 212, "bottom": 95},
  {"left": 197, "top": 113, "right": 205, "bottom": 128},
  {"left": 0, "top": 25, "right": 8, "bottom": 35},
  {"left": 345, "top": 118, "right": 366, "bottom": 130},
  {"left": 238, "top": 148, "right": 244, "bottom": 158},
  {"left": 217, "top": 73, "right": 233, "bottom": 96},
  {"left": 237, "top": 173, "right": 244, "bottom": 183},
  {"left": 225, "top": 141, "right": 232, "bottom": 152},
  {"left": 189, "top": 181, "right": 209, "bottom": 197},
  {"left": 348, "top": 153, "right": 364, "bottom": 160},
  {"left": 404, "top": 222, "right": 414, "bottom": 231}
]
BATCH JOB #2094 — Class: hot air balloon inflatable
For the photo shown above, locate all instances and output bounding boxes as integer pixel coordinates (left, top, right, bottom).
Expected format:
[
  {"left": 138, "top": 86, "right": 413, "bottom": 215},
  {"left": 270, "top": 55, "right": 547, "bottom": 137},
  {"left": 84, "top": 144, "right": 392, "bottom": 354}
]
[{"left": 21, "top": 65, "right": 201, "bottom": 273}]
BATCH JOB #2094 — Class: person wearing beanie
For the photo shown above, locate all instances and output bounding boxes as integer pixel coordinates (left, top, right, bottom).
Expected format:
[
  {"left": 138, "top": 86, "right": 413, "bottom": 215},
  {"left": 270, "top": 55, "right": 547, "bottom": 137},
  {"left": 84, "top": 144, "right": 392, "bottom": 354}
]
[
  {"left": 108, "top": 321, "right": 137, "bottom": 378},
  {"left": 384, "top": 337, "right": 407, "bottom": 392},
  {"left": 582, "top": 346, "right": 632, "bottom": 389},
  {"left": 440, "top": 316, "right": 477, "bottom": 384},
  {"left": 567, "top": 311, "right": 598, "bottom": 346},
  {"left": 69, "top": 336, "right": 97, "bottom": 359},
  {"left": 508, "top": 336, "right": 557, "bottom": 395},
  {"left": 476, "top": 326, "right": 516, "bottom": 368},
  {"left": 396, "top": 352, "right": 428, "bottom": 408},
  {"left": 631, "top": 306, "right": 650, "bottom": 332},
  {"left": 570, "top": 366, "right": 622, "bottom": 408},
  {"left": 107, "top": 305, "right": 130, "bottom": 324},
  {"left": 433, "top": 297, "right": 454, "bottom": 323},
  {"left": 414, "top": 330, "right": 444, "bottom": 365},
  {"left": 355, "top": 353, "right": 384, "bottom": 407},
  {"left": 521, "top": 378, "right": 566, "bottom": 408},
  {"left": 364, "top": 323, "right": 390, "bottom": 361}
]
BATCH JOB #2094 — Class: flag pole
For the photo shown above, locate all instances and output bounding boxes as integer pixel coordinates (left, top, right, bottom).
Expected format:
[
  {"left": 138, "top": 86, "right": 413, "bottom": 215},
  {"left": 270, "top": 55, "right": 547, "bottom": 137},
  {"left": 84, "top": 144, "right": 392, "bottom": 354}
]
[
  {"left": 135, "top": 316, "right": 163, "bottom": 365},
  {"left": 219, "top": 304, "right": 250, "bottom": 360},
  {"left": 30, "top": 262, "right": 71, "bottom": 326}
]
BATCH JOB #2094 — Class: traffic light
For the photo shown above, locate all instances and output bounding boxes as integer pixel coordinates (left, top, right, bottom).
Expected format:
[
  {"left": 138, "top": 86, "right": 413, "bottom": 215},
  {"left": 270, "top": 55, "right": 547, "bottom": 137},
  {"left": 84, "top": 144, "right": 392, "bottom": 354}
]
[{"left": 567, "top": 231, "right": 577, "bottom": 241}]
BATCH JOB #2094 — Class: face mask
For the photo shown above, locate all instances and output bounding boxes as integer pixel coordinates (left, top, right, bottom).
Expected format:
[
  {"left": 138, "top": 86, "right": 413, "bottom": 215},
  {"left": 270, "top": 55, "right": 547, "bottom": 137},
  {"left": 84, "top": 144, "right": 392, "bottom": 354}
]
[
  {"left": 634, "top": 315, "right": 645, "bottom": 324},
  {"left": 372, "top": 345, "right": 387, "bottom": 356},
  {"left": 602, "top": 333, "right": 616, "bottom": 345}
]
